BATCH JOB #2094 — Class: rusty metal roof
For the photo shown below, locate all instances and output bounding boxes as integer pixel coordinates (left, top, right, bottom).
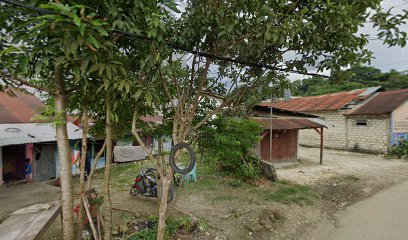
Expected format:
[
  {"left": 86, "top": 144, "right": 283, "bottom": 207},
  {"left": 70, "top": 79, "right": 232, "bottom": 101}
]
[
  {"left": 258, "top": 87, "right": 382, "bottom": 112},
  {"left": 346, "top": 88, "right": 408, "bottom": 115},
  {"left": 250, "top": 117, "right": 325, "bottom": 130},
  {"left": 0, "top": 90, "right": 44, "bottom": 124}
]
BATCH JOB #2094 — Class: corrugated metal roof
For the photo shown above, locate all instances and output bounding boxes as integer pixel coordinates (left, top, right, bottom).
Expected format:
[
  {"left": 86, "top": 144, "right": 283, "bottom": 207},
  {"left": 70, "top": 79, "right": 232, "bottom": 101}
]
[
  {"left": 0, "top": 122, "right": 83, "bottom": 147},
  {"left": 258, "top": 87, "right": 382, "bottom": 112},
  {"left": 250, "top": 117, "right": 325, "bottom": 130},
  {"left": 0, "top": 90, "right": 44, "bottom": 123},
  {"left": 346, "top": 88, "right": 408, "bottom": 115}
]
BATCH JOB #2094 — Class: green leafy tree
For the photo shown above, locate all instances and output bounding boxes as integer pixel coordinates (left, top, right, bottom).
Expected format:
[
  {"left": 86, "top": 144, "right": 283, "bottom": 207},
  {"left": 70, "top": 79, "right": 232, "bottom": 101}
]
[
  {"left": 292, "top": 65, "right": 408, "bottom": 96},
  {"left": 198, "top": 117, "right": 263, "bottom": 179}
]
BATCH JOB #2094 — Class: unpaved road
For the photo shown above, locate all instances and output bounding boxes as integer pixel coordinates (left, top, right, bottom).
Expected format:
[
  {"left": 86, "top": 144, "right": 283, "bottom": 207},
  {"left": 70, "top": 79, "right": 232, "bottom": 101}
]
[{"left": 311, "top": 180, "right": 408, "bottom": 240}]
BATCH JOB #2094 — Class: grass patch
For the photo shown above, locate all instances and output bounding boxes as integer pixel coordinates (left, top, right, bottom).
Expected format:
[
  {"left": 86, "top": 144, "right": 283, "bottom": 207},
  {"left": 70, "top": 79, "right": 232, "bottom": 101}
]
[
  {"left": 183, "top": 178, "right": 218, "bottom": 192},
  {"left": 211, "top": 194, "right": 235, "bottom": 202},
  {"left": 264, "top": 183, "right": 318, "bottom": 206},
  {"left": 345, "top": 175, "right": 360, "bottom": 182}
]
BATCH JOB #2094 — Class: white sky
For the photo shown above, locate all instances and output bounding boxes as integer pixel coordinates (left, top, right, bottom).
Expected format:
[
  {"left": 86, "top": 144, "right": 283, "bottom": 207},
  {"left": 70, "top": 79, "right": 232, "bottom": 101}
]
[
  {"left": 288, "top": 0, "right": 408, "bottom": 80},
  {"left": 176, "top": 0, "right": 408, "bottom": 81}
]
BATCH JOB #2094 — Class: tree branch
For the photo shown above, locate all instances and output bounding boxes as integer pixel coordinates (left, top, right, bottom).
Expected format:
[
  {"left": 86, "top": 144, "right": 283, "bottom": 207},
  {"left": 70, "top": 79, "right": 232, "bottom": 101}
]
[{"left": 0, "top": 70, "right": 56, "bottom": 95}]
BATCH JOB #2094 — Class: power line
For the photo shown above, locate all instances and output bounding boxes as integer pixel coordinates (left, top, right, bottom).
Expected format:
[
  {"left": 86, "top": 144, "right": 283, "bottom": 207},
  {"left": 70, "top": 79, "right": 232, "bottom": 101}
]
[{"left": 0, "top": 0, "right": 330, "bottom": 78}]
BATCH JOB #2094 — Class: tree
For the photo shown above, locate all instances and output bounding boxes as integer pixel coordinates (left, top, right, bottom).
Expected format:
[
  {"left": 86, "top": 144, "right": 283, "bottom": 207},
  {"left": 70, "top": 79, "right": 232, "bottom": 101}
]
[
  {"left": 291, "top": 65, "right": 408, "bottom": 96},
  {"left": 197, "top": 116, "right": 263, "bottom": 178},
  {"left": 2, "top": 1, "right": 408, "bottom": 240}
]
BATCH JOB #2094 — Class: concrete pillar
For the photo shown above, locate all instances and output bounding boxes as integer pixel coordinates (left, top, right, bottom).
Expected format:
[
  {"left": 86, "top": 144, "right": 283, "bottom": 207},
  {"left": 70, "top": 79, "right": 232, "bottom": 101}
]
[{"left": 0, "top": 146, "right": 3, "bottom": 185}]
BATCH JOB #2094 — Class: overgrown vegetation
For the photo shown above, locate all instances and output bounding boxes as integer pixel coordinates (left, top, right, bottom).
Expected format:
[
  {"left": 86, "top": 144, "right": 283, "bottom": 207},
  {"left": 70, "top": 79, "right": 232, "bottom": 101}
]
[
  {"left": 387, "top": 140, "right": 408, "bottom": 159},
  {"left": 263, "top": 181, "right": 318, "bottom": 206},
  {"left": 118, "top": 216, "right": 206, "bottom": 240},
  {"left": 291, "top": 65, "right": 408, "bottom": 96},
  {"left": 198, "top": 116, "right": 263, "bottom": 180}
]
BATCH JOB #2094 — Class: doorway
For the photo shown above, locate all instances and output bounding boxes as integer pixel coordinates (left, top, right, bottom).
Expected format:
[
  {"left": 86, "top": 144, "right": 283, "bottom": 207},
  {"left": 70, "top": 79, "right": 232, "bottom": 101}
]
[{"left": 2, "top": 145, "right": 26, "bottom": 183}]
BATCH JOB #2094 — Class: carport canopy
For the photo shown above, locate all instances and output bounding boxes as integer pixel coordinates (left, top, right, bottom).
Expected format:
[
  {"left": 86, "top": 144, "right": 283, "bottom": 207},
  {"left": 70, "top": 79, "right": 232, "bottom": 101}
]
[{"left": 251, "top": 117, "right": 327, "bottom": 164}]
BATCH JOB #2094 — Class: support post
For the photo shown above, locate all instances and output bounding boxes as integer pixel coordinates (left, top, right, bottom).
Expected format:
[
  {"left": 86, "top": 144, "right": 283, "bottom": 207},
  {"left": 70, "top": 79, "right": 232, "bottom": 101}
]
[
  {"left": 320, "top": 127, "right": 324, "bottom": 165},
  {"left": 0, "top": 146, "right": 3, "bottom": 185}
]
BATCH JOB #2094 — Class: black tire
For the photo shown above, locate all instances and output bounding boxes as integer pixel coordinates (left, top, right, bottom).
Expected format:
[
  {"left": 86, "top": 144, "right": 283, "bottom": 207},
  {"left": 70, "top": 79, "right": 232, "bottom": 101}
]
[
  {"left": 168, "top": 142, "right": 196, "bottom": 175},
  {"left": 130, "top": 185, "right": 141, "bottom": 196}
]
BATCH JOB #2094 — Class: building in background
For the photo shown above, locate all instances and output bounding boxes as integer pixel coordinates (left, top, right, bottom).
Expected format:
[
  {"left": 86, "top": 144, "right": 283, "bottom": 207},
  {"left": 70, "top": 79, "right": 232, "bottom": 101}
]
[
  {"left": 0, "top": 90, "right": 90, "bottom": 185},
  {"left": 259, "top": 87, "right": 408, "bottom": 154},
  {"left": 251, "top": 106, "right": 327, "bottom": 166}
]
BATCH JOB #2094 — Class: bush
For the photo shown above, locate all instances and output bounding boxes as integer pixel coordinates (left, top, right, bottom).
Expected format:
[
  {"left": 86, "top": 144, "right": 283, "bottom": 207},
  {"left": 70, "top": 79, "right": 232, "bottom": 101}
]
[
  {"left": 198, "top": 116, "right": 263, "bottom": 179},
  {"left": 238, "top": 161, "right": 261, "bottom": 180},
  {"left": 388, "top": 140, "right": 408, "bottom": 159}
]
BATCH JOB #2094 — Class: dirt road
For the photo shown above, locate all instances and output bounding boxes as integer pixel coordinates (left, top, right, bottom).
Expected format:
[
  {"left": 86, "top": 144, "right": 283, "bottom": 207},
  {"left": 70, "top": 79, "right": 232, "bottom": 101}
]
[{"left": 311, "top": 180, "right": 408, "bottom": 240}]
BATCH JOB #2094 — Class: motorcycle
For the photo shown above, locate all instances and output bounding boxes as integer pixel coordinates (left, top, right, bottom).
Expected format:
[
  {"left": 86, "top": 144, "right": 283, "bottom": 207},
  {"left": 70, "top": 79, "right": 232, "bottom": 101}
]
[
  {"left": 130, "top": 142, "right": 196, "bottom": 202},
  {"left": 130, "top": 168, "right": 175, "bottom": 202}
]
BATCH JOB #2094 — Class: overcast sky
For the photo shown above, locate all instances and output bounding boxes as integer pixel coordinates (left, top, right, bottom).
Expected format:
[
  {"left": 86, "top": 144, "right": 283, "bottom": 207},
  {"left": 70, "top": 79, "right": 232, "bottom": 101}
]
[
  {"left": 365, "top": 0, "right": 408, "bottom": 72},
  {"left": 285, "top": 0, "right": 408, "bottom": 80}
]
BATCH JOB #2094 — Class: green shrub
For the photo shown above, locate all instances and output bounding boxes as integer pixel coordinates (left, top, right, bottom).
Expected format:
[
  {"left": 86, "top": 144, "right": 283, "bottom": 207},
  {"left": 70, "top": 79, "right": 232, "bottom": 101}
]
[
  {"left": 197, "top": 116, "right": 263, "bottom": 179},
  {"left": 388, "top": 140, "right": 408, "bottom": 159},
  {"left": 237, "top": 161, "right": 261, "bottom": 180}
]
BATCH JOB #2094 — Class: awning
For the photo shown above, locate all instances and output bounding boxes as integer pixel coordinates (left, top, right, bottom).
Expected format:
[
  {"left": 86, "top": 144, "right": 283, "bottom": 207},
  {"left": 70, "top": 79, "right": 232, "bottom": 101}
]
[
  {"left": 250, "top": 117, "right": 326, "bottom": 130},
  {"left": 0, "top": 122, "right": 83, "bottom": 147}
]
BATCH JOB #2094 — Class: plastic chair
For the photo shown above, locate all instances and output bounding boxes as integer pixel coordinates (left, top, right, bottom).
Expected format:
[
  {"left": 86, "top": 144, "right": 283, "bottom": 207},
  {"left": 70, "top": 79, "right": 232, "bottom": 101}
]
[{"left": 184, "top": 164, "right": 197, "bottom": 183}]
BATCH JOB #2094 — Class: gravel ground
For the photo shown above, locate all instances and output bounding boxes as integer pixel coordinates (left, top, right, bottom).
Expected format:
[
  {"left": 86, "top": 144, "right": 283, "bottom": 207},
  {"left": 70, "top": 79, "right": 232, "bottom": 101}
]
[{"left": 277, "top": 147, "right": 408, "bottom": 186}]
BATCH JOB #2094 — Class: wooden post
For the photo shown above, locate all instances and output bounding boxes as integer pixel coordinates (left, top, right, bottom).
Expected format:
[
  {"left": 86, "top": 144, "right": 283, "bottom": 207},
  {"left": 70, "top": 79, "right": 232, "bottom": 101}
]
[{"left": 320, "top": 127, "right": 324, "bottom": 165}]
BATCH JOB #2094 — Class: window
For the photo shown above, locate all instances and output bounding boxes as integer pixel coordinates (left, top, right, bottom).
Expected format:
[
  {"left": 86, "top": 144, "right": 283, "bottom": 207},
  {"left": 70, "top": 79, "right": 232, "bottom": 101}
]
[{"left": 355, "top": 119, "right": 367, "bottom": 126}]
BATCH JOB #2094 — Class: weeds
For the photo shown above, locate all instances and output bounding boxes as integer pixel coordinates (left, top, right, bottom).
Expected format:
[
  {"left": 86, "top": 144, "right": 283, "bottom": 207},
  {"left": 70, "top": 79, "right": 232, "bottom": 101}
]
[
  {"left": 345, "top": 175, "right": 360, "bottom": 182},
  {"left": 264, "top": 183, "right": 318, "bottom": 206},
  {"left": 122, "top": 216, "right": 206, "bottom": 240},
  {"left": 387, "top": 140, "right": 408, "bottom": 159}
]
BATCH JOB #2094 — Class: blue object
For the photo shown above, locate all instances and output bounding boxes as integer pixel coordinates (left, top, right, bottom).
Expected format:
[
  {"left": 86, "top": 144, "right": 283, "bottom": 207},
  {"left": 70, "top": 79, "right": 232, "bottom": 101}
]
[
  {"left": 24, "top": 163, "right": 32, "bottom": 175},
  {"left": 183, "top": 164, "right": 197, "bottom": 183}
]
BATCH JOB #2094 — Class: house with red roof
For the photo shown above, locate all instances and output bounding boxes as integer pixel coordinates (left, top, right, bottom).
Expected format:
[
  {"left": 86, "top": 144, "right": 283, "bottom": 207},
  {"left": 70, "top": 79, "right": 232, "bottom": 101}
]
[
  {"left": 258, "top": 87, "right": 408, "bottom": 154},
  {"left": 0, "top": 90, "right": 85, "bottom": 185}
]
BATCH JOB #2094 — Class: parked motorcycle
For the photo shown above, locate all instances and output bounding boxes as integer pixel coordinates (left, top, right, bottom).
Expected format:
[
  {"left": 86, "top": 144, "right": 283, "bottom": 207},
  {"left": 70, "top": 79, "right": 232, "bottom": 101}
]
[{"left": 130, "top": 168, "right": 175, "bottom": 202}]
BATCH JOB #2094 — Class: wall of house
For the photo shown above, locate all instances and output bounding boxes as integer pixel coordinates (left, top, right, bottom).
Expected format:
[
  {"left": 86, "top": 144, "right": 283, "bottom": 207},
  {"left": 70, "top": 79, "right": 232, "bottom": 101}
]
[
  {"left": 35, "top": 144, "right": 57, "bottom": 181},
  {"left": 346, "top": 115, "right": 391, "bottom": 153},
  {"left": 299, "top": 110, "right": 347, "bottom": 149},
  {"left": 260, "top": 129, "right": 298, "bottom": 162},
  {"left": 391, "top": 100, "right": 408, "bottom": 145}
]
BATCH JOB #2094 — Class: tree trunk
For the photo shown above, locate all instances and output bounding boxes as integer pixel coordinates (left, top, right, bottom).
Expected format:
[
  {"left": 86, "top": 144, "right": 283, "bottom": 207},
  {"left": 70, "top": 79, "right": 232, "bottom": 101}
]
[
  {"left": 54, "top": 65, "right": 75, "bottom": 240},
  {"left": 103, "top": 97, "right": 113, "bottom": 240},
  {"left": 77, "top": 107, "right": 89, "bottom": 240},
  {"left": 86, "top": 140, "right": 106, "bottom": 191},
  {"left": 156, "top": 173, "right": 173, "bottom": 240}
]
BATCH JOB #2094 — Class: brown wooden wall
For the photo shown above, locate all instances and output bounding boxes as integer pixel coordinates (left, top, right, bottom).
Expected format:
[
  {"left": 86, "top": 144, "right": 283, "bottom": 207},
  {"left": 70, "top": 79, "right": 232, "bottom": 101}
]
[{"left": 260, "top": 129, "right": 298, "bottom": 162}]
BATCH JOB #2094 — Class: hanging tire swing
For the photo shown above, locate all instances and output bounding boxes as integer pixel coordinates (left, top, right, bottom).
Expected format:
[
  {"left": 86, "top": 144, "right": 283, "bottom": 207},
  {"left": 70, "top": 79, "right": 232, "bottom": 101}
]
[{"left": 168, "top": 142, "right": 196, "bottom": 175}]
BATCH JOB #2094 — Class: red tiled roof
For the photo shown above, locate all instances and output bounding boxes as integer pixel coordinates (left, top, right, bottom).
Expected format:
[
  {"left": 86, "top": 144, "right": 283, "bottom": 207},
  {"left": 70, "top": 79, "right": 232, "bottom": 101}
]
[
  {"left": 0, "top": 90, "right": 44, "bottom": 123},
  {"left": 346, "top": 88, "right": 408, "bottom": 115},
  {"left": 251, "top": 117, "right": 325, "bottom": 130},
  {"left": 258, "top": 87, "right": 381, "bottom": 112}
]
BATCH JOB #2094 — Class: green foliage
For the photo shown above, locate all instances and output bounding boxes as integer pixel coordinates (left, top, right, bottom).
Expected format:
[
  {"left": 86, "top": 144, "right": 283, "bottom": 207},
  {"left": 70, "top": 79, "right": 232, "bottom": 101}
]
[
  {"left": 291, "top": 65, "right": 408, "bottom": 96},
  {"left": 387, "top": 140, "right": 408, "bottom": 159},
  {"left": 237, "top": 161, "right": 262, "bottom": 180},
  {"left": 127, "top": 216, "right": 205, "bottom": 240},
  {"left": 263, "top": 182, "right": 318, "bottom": 206},
  {"left": 198, "top": 116, "right": 263, "bottom": 179}
]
